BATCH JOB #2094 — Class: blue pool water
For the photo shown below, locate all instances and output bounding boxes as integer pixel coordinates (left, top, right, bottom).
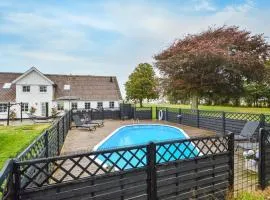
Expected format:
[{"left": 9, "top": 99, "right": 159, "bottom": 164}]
[{"left": 94, "top": 124, "right": 199, "bottom": 170}]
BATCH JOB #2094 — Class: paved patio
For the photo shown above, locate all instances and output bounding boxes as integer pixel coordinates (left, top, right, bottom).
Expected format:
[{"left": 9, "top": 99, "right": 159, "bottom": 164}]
[{"left": 60, "top": 119, "right": 214, "bottom": 155}]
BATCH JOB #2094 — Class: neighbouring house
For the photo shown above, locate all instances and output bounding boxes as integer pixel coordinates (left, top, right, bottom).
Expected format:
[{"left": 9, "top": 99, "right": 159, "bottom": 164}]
[{"left": 0, "top": 67, "right": 122, "bottom": 119}]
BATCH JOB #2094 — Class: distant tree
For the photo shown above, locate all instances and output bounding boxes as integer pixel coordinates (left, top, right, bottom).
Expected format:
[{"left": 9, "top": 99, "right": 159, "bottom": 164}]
[
  {"left": 154, "top": 26, "right": 269, "bottom": 109},
  {"left": 125, "top": 63, "right": 159, "bottom": 107}
]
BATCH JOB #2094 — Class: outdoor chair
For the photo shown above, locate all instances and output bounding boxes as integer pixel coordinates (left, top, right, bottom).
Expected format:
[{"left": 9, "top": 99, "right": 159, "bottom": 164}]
[
  {"left": 72, "top": 115, "right": 97, "bottom": 131},
  {"left": 234, "top": 121, "right": 260, "bottom": 151},
  {"left": 234, "top": 121, "right": 260, "bottom": 141},
  {"left": 83, "top": 114, "right": 104, "bottom": 127},
  {"left": 27, "top": 113, "right": 53, "bottom": 123}
]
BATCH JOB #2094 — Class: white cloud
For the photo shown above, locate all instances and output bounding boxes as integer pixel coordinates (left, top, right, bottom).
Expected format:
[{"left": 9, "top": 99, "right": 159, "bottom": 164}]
[
  {"left": 194, "top": 0, "right": 216, "bottom": 11},
  {"left": 0, "top": 0, "right": 268, "bottom": 97}
]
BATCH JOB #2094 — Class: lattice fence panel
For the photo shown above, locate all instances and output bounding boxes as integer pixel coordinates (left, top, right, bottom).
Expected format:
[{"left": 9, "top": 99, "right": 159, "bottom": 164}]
[
  {"left": 181, "top": 109, "right": 198, "bottom": 127},
  {"left": 135, "top": 107, "right": 152, "bottom": 120},
  {"left": 167, "top": 108, "right": 180, "bottom": 124},
  {"left": 199, "top": 110, "right": 223, "bottom": 133},
  {"left": 16, "top": 145, "right": 148, "bottom": 190},
  {"left": 225, "top": 112, "right": 260, "bottom": 134},
  {"left": 47, "top": 126, "right": 58, "bottom": 158},
  {"left": 17, "top": 132, "right": 47, "bottom": 162}
]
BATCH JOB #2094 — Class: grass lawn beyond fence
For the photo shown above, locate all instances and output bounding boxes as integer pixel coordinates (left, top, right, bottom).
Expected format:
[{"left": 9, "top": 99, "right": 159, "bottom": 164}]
[
  {"left": 144, "top": 104, "right": 270, "bottom": 114},
  {"left": 0, "top": 124, "right": 49, "bottom": 170}
]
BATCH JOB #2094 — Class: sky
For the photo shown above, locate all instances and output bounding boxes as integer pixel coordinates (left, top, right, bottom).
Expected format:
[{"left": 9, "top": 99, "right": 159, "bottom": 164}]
[{"left": 0, "top": 0, "right": 269, "bottom": 96}]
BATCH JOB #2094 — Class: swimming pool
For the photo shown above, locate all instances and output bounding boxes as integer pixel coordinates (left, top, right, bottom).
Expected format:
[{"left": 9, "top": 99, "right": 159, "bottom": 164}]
[{"left": 93, "top": 124, "right": 199, "bottom": 170}]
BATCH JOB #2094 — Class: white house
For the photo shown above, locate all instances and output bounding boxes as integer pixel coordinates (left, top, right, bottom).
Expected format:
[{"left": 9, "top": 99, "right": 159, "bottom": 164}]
[{"left": 0, "top": 67, "right": 122, "bottom": 119}]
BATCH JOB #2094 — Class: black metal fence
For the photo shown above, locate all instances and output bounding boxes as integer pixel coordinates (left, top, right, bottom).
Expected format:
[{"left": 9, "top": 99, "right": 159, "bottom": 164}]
[
  {"left": 71, "top": 105, "right": 153, "bottom": 121},
  {"left": 14, "top": 134, "right": 233, "bottom": 200},
  {"left": 157, "top": 107, "right": 268, "bottom": 135},
  {"left": 0, "top": 111, "right": 71, "bottom": 200}
]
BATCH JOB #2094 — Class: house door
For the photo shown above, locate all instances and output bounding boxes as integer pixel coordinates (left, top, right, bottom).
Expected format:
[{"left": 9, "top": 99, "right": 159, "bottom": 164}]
[{"left": 41, "top": 102, "right": 49, "bottom": 117}]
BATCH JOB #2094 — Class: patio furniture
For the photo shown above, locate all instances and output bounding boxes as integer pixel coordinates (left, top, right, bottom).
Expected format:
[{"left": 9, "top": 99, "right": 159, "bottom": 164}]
[
  {"left": 72, "top": 115, "right": 97, "bottom": 131},
  {"left": 83, "top": 114, "right": 104, "bottom": 127},
  {"left": 234, "top": 121, "right": 260, "bottom": 141},
  {"left": 27, "top": 113, "right": 53, "bottom": 123}
]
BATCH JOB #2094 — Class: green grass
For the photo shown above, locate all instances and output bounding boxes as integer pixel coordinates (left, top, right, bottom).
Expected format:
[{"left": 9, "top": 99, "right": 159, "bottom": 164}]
[
  {"left": 0, "top": 124, "right": 49, "bottom": 170},
  {"left": 234, "top": 191, "right": 265, "bottom": 200},
  {"left": 143, "top": 103, "right": 270, "bottom": 114}
]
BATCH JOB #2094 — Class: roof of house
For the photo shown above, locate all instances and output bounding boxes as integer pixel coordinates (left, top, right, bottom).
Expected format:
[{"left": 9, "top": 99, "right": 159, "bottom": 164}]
[{"left": 0, "top": 69, "right": 122, "bottom": 102}]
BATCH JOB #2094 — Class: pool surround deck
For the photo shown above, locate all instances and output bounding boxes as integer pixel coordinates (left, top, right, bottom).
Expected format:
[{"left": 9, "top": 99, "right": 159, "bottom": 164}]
[{"left": 60, "top": 119, "right": 214, "bottom": 155}]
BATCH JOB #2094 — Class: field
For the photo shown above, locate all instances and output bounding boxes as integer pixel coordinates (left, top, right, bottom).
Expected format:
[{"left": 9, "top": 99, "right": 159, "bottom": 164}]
[
  {"left": 144, "top": 103, "right": 270, "bottom": 114},
  {"left": 0, "top": 124, "right": 49, "bottom": 170}
]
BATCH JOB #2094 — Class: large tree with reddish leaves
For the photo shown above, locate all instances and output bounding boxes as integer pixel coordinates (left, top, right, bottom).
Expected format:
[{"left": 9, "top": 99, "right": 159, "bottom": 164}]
[{"left": 154, "top": 26, "right": 269, "bottom": 109}]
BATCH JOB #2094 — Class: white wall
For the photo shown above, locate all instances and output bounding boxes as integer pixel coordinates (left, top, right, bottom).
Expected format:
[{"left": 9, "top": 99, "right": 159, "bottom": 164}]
[
  {"left": 53, "top": 100, "right": 120, "bottom": 111},
  {"left": 15, "top": 70, "right": 54, "bottom": 117}
]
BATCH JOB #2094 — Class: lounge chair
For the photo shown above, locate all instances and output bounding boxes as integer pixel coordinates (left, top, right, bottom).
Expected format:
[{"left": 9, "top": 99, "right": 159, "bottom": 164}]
[
  {"left": 234, "top": 121, "right": 260, "bottom": 141},
  {"left": 72, "top": 115, "right": 97, "bottom": 131},
  {"left": 83, "top": 114, "right": 104, "bottom": 127},
  {"left": 27, "top": 113, "right": 53, "bottom": 123}
]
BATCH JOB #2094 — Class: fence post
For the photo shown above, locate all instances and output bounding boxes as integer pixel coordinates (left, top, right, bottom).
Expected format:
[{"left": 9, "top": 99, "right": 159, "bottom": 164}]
[
  {"left": 260, "top": 114, "right": 265, "bottom": 129},
  {"left": 228, "top": 132, "right": 234, "bottom": 190},
  {"left": 57, "top": 122, "right": 60, "bottom": 155},
  {"left": 63, "top": 117, "right": 65, "bottom": 141},
  {"left": 69, "top": 110, "right": 72, "bottom": 130},
  {"left": 45, "top": 130, "right": 49, "bottom": 157},
  {"left": 13, "top": 161, "right": 20, "bottom": 200},
  {"left": 7, "top": 102, "right": 10, "bottom": 126},
  {"left": 147, "top": 142, "right": 157, "bottom": 200},
  {"left": 197, "top": 110, "right": 200, "bottom": 128},
  {"left": 165, "top": 107, "right": 168, "bottom": 121},
  {"left": 178, "top": 108, "right": 182, "bottom": 124},
  {"left": 222, "top": 112, "right": 226, "bottom": 135},
  {"left": 259, "top": 128, "right": 266, "bottom": 190},
  {"left": 150, "top": 106, "right": 153, "bottom": 120}
]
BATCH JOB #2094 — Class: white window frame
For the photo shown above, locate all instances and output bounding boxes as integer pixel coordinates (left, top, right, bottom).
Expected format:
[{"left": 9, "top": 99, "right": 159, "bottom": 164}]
[
  {"left": 22, "top": 85, "right": 30, "bottom": 92},
  {"left": 109, "top": 101, "right": 115, "bottom": 109},
  {"left": 39, "top": 85, "right": 47, "bottom": 93},
  {"left": 21, "top": 103, "right": 29, "bottom": 112},
  {"left": 71, "top": 102, "right": 78, "bottom": 110},
  {"left": 97, "top": 102, "right": 103, "bottom": 108},
  {"left": 0, "top": 103, "right": 8, "bottom": 113},
  {"left": 57, "top": 102, "right": 64, "bottom": 111},
  {"left": 85, "top": 102, "right": 91, "bottom": 110}
]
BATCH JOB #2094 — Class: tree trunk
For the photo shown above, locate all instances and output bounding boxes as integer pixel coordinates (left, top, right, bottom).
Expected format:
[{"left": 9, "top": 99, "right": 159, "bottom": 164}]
[
  {"left": 139, "top": 99, "right": 143, "bottom": 107},
  {"left": 191, "top": 93, "right": 198, "bottom": 110}
]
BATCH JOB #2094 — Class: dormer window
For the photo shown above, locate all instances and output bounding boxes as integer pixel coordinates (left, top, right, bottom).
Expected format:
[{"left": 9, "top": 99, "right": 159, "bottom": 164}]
[
  {"left": 40, "top": 85, "right": 47, "bottom": 92},
  {"left": 22, "top": 85, "right": 30, "bottom": 92},
  {"left": 3, "top": 83, "right": 11, "bottom": 89},
  {"left": 64, "top": 85, "right": 70, "bottom": 90}
]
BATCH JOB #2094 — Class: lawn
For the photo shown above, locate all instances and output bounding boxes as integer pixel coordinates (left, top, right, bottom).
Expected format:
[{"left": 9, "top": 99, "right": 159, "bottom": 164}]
[
  {"left": 0, "top": 124, "right": 49, "bottom": 170},
  {"left": 143, "top": 103, "right": 270, "bottom": 114}
]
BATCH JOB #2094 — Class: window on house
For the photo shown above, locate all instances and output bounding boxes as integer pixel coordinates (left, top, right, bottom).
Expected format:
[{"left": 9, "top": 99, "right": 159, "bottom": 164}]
[
  {"left": 97, "top": 102, "right": 103, "bottom": 108},
  {"left": 3, "top": 83, "right": 11, "bottom": 89},
  {"left": 21, "top": 103, "right": 29, "bottom": 112},
  {"left": 109, "top": 101, "right": 115, "bottom": 109},
  {"left": 22, "top": 85, "right": 30, "bottom": 92},
  {"left": 85, "top": 102, "right": 91, "bottom": 110},
  {"left": 40, "top": 85, "right": 47, "bottom": 92},
  {"left": 0, "top": 104, "right": 8, "bottom": 112},
  {"left": 57, "top": 102, "right": 64, "bottom": 111},
  {"left": 71, "top": 102, "right": 78, "bottom": 110}
]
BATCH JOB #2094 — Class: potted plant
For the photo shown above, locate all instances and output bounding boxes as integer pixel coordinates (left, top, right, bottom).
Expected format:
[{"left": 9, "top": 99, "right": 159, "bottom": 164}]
[
  {"left": 9, "top": 109, "right": 16, "bottom": 121},
  {"left": 29, "top": 106, "right": 36, "bottom": 115},
  {"left": 243, "top": 150, "right": 259, "bottom": 173},
  {"left": 51, "top": 107, "right": 58, "bottom": 119}
]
